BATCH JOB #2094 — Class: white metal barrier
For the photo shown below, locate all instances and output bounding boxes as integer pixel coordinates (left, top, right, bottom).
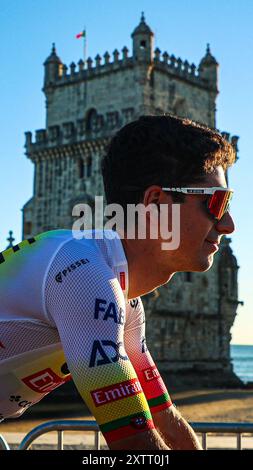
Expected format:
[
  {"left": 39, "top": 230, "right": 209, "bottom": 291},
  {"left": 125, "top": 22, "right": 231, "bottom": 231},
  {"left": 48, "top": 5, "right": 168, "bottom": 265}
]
[
  {"left": 1, "top": 421, "right": 253, "bottom": 450},
  {"left": 18, "top": 420, "right": 100, "bottom": 450},
  {"left": 0, "top": 433, "right": 10, "bottom": 450}
]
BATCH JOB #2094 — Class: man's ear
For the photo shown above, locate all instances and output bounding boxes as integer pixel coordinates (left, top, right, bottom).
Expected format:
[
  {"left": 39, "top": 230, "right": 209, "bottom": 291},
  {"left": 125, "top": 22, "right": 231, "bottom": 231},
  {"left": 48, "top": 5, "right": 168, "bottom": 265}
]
[{"left": 143, "top": 185, "right": 164, "bottom": 206}]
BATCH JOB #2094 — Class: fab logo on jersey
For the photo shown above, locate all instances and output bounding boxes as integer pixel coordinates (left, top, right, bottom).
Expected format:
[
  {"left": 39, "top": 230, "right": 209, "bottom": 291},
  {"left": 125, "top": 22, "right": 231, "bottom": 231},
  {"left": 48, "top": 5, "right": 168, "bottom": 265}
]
[
  {"left": 89, "top": 340, "right": 128, "bottom": 367},
  {"left": 94, "top": 299, "right": 125, "bottom": 324}
]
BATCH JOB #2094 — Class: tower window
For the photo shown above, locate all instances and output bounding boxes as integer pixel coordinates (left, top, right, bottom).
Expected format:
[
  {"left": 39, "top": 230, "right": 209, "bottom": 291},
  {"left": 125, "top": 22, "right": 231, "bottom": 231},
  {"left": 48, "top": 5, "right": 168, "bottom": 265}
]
[
  {"left": 78, "top": 159, "right": 84, "bottom": 178},
  {"left": 86, "top": 157, "right": 92, "bottom": 177},
  {"left": 140, "top": 40, "right": 146, "bottom": 49},
  {"left": 24, "top": 222, "right": 32, "bottom": 236},
  {"left": 185, "top": 272, "right": 192, "bottom": 282}
]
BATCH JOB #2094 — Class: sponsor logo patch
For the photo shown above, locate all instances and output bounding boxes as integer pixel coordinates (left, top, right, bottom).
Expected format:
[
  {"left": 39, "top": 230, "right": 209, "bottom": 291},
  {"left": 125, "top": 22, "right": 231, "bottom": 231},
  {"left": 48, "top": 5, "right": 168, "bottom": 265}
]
[
  {"left": 55, "top": 258, "right": 90, "bottom": 283},
  {"left": 129, "top": 298, "right": 139, "bottom": 309},
  {"left": 89, "top": 340, "right": 128, "bottom": 367},
  {"left": 142, "top": 366, "right": 160, "bottom": 382},
  {"left": 91, "top": 378, "right": 142, "bottom": 406},
  {"left": 94, "top": 299, "right": 125, "bottom": 324},
  {"left": 9, "top": 395, "right": 32, "bottom": 409},
  {"left": 22, "top": 368, "right": 69, "bottom": 393},
  {"left": 119, "top": 272, "right": 126, "bottom": 290},
  {"left": 130, "top": 415, "right": 148, "bottom": 430},
  {"left": 141, "top": 337, "right": 148, "bottom": 353}
]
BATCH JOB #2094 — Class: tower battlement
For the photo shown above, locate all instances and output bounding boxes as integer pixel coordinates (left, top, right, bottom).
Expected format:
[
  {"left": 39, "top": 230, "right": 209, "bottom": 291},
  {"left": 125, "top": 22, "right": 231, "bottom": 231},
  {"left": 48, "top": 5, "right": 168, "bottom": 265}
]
[{"left": 44, "top": 45, "right": 217, "bottom": 91}]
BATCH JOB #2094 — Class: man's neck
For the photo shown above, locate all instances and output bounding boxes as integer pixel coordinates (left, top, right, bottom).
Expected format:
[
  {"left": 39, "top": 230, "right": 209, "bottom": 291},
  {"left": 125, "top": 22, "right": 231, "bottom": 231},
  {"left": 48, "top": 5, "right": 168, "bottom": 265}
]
[{"left": 120, "top": 237, "right": 174, "bottom": 300}]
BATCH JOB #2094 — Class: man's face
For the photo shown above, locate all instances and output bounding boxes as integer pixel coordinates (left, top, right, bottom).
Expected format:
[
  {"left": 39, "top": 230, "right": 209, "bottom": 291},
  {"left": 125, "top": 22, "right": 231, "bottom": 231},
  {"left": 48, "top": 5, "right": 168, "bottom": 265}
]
[{"left": 160, "top": 165, "right": 235, "bottom": 273}]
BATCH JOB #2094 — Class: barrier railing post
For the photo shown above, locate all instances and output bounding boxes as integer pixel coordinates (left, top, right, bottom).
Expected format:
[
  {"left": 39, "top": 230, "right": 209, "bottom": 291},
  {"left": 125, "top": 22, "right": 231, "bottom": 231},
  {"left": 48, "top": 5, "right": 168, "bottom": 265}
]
[
  {"left": 236, "top": 433, "right": 242, "bottom": 450},
  {"left": 58, "top": 430, "right": 64, "bottom": 450},
  {"left": 95, "top": 430, "right": 100, "bottom": 450},
  {"left": 201, "top": 433, "right": 207, "bottom": 450}
]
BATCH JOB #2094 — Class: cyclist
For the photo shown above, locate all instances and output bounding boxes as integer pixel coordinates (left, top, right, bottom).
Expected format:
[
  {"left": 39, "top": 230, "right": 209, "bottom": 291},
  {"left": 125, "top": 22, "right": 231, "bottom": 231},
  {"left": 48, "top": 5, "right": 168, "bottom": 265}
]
[{"left": 0, "top": 115, "right": 235, "bottom": 450}]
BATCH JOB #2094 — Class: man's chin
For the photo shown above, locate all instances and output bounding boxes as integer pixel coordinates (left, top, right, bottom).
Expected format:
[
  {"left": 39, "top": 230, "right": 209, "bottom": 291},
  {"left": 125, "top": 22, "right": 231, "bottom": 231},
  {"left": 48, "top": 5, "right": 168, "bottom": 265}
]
[
  {"left": 189, "top": 254, "right": 214, "bottom": 272},
  {"left": 197, "top": 254, "right": 214, "bottom": 272}
]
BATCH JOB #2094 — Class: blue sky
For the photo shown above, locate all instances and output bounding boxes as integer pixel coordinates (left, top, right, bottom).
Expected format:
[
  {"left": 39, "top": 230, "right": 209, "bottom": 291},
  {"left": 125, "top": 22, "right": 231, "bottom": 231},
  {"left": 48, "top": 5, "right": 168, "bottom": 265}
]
[{"left": 0, "top": 0, "right": 252, "bottom": 344}]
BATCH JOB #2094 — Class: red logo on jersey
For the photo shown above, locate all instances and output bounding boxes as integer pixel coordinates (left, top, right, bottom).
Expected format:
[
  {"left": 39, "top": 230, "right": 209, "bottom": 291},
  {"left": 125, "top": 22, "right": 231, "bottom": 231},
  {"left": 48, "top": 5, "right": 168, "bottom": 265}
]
[
  {"left": 91, "top": 378, "right": 142, "bottom": 406},
  {"left": 143, "top": 366, "right": 160, "bottom": 382},
  {"left": 22, "top": 368, "right": 69, "bottom": 393},
  {"left": 119, "top": 272, "right": 126, "bottom": 290},
  {"left": 0, "top": 341, "right": 5, "bottom": 349}
]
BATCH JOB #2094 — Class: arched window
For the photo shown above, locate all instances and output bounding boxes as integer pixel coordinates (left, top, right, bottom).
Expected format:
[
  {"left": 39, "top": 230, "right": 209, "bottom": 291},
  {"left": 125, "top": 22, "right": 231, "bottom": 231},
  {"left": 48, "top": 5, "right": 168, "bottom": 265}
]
[
  {"left": 185, "top": 272, "right": 192, "bottom": 282},
  {"left": 78, "top": 158, "right": 84, "bottom": 178},
  {"left": 173, "top": 98, "right": 188, "bottom": 119},
  {"left": 86, "top": 156, "right": 92, "bottom": 177},
  {"left": 86, "top": 108, "right": 103, "bottom": 133}
]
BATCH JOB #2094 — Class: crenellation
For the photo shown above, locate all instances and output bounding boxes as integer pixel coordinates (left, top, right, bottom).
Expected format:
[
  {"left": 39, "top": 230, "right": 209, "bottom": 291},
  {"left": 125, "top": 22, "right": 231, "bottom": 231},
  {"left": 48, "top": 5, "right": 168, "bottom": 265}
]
[
  {"left": 162, "top": 51, "right": 169, "bottom": 64},
  {"left": 26, "top": 116, "right": 240, "bottom": 154},
  {"left": 87, "top": 56, "right": 93, "bottom": 70},
  {"left": 104, "top": 51, "right": 110, "bottom": 65},
  {"left": 221, "top": 131, "right": 230, "bottom": 141},
  {"left": 183, "top": 60, "right": 190, "bottom": 75},
  {"left": 78, "top": 59, "right": 84, "bottom": 72},
  {"left": 48, "top": 125, "right": 60, "bottom": 143},
  {"left": 176, "top": 57, "right": 183, "bottom": 74},
  {"left": 154, "top": 47, "right": 161, "bottom": 62},
  {"left": 62, "top": 64, "right": 68, "bottom": 78},
  {"left": 24, "top": 131, "right": 32, "bottom": 150},
  {"left": 231, "top": 135, "right": 239, "bottom": 154},
  {"left": 170, "top": 54, "right": 176, "bottom": 68},
  {"left": 35, "top": 129, "right": 47, "bottom": 145},
  {"left": 93, "top": 54, "right": 100, "bottom": 68},
  {"left": 190, "top": 63, "right": 196, "bottom": 76},
  {"left": 113, "top": 49, "right": 120, "bottom": 62},
  {"left": 122, "top": 46, "right": 129, "bottom": 61},
  {"left": 70, "top": 62, "right": 76, "bottom": 76}
]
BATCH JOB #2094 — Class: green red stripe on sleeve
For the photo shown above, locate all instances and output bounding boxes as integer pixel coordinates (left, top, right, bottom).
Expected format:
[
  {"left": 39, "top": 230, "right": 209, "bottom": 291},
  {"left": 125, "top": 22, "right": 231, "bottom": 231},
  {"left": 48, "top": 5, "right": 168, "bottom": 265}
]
[
  {"left": 148, "top": 391, "right": 173, "bottom": 413},
  {"left": 100, "top": 410, "right": 155, "bottom": 443}
]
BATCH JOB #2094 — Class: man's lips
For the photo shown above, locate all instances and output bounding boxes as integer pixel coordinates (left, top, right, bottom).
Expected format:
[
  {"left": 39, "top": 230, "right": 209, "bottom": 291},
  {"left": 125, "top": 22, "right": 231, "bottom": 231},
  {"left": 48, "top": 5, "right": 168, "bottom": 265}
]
[
  {"left": 205, "top": 238, "right": 220, "bottom": 251},
  {"left": 205, "top": 239, "right": 220, "bottom": 245}
]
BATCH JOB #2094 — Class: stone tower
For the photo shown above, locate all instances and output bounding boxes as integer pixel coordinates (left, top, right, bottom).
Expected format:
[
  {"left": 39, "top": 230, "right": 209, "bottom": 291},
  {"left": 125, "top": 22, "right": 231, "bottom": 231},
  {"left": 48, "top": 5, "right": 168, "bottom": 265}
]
[{"left": 23, "top": 15, "right": 242, "bottom": 386}]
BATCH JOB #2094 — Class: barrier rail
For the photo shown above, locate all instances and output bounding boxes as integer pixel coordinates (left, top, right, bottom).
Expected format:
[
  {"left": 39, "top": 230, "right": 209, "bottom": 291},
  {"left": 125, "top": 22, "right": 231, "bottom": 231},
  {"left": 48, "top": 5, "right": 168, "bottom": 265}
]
[
  {"left": 3, "top": 420, "right": 252, "bottom": 450},
  {"left": 0, "top": 433, "right": 10, "bottom": 450},
  {"left": 192, "top": 422, "right": 253, "bottom": 450},
  {"left": 18, "top": 420, "right": 100, "bottom": 450}
]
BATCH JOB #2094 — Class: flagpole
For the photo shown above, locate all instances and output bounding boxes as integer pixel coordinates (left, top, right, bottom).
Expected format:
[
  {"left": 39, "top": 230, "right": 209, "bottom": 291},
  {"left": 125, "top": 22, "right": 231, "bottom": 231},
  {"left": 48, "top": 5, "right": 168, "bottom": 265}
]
[
  {"left": 76, "top": 28, "right": 87, "bottom": 67},
  {"left": 83, "top": 26, "right": 86, "bottom": 66}
]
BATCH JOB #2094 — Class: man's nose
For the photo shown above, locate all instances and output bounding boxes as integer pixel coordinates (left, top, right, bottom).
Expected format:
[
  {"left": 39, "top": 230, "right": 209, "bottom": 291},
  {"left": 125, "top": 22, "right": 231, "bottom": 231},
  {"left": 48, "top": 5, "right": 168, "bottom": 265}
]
[{"left": 215, "top": 211, "right": 235, "bottom": 235}]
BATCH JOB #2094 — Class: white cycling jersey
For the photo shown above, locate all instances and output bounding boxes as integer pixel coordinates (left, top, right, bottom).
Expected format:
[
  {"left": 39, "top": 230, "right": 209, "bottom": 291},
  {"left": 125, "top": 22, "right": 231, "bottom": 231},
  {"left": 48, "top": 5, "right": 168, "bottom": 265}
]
[{"left": 0, "top": 229, "right": 172, "bottom": 445}]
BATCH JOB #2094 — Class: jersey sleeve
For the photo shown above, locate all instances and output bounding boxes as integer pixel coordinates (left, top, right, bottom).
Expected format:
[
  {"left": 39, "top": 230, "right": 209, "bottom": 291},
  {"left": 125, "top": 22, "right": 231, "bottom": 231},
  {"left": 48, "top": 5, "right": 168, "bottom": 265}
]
[
  {"left": 124, "top": 297, "right": 173, "bottom": 415},
  {"left": 44, "top": 240, "right": 155, "bottom": 446}
]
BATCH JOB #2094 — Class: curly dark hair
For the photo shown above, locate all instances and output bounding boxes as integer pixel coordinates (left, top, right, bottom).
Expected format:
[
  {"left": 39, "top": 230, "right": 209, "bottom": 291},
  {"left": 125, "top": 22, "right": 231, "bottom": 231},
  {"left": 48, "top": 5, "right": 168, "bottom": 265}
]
[{"left": 101, "top": 114, "right": 235, "bottom": 208}]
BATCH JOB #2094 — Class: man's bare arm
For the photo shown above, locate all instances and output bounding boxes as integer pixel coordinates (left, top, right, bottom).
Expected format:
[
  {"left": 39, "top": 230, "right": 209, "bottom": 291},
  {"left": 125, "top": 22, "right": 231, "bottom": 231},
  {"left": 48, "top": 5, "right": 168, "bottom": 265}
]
[
  {"left": 109, "top": 428, "right": 170, "bottom": 450},
  {"left": 152, "top": 405, "right": 202, "bottom": 450}
]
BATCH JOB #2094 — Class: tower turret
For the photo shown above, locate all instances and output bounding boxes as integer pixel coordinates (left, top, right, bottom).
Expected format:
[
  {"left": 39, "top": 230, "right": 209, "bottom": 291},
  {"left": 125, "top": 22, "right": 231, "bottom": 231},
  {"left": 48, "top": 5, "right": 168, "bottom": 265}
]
[
  {"left": 6, "top": 230, "right": 15, "bottom": 249},
  {"left": 198, "top": 44, "right": 218, "bottom": 89},
  {"left": 44, "top": 43, "right": 62, "bottom": 87},
  {"left": 131, "top": 12, "right": 154, "bottom": 63}
]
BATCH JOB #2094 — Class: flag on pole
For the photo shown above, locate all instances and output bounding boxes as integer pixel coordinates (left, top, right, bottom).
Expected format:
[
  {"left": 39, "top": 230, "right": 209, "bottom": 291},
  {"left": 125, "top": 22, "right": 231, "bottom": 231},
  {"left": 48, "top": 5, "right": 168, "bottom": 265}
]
[
  {"left": 75, "top": 28, "right": 87, "bottom": 63},
  {"left": 76, "top": 30, "right": 86, "bottom": 39}
]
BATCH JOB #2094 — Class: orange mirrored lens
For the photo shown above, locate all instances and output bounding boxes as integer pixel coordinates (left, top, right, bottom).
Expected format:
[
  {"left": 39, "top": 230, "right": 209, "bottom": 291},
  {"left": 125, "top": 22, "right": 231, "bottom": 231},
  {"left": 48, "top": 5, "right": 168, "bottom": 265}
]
[{"left": 207, "top": 190, "right": 233, "bottom": 220}]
